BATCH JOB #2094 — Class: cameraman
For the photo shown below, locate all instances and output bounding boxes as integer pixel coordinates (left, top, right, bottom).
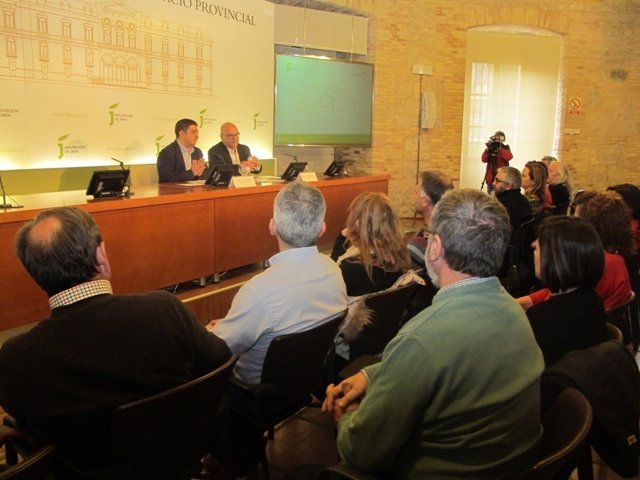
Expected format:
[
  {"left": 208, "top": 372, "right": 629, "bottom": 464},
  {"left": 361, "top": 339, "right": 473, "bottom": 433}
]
[{"left": 481, "top": 130, "right": 513, "bottom": 193}]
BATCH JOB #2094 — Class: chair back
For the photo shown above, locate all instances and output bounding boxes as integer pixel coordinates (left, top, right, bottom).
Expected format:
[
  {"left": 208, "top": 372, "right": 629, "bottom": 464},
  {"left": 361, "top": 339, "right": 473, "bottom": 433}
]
[
  {"left": 349, "top": 283, "right": 418, "bottom": 359},
  {"left": 526, "top": 387, "right": 592, "bottom": 480},
  {"left": 107, "top": 355, "right": 237, "bottom": 477},
  {"left": 0, "top": 445, "right": 54, "bottom": 480},
  {"left": 261, "top": 312, "right": 346, "bottom": 402},
  {"left": 501, "top": 217, "right": 537, "bottom": 297},
  {"left": 606, "top": 291, "right": 636, "bottom": 346}
]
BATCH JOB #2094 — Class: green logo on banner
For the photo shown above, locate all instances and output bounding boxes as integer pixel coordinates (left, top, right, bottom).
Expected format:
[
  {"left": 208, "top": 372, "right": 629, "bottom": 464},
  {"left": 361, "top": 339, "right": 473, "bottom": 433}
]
[
  {"left": 108, "top": 103, "right": 119, "bottom": 126},
  {"left": 199, "top": 109, "right": 207, "bottom": 128},
  {"left": 155, "top": 135, "right": 165, "bottom": 156},
  {"left": 253, "top": 112, "right": 260, "bottom": 130},
  {"left": 57, "top": 134, "right": 69, "bottom": 159}
]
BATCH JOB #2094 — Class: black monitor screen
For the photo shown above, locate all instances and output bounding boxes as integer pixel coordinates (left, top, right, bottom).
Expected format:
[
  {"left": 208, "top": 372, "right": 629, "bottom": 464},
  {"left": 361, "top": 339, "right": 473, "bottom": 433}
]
[
  {"left": 323, "top": 160, "right": 346, "bottom": 177},
  {"left": 205, "top": 164, "right": 240, "bottom": 187},
  {"left": 281, "top": 162, "right": 308, "bottom": 181},
  {"left": 86, "top": 170, "right": 130, "bottom": 198}
]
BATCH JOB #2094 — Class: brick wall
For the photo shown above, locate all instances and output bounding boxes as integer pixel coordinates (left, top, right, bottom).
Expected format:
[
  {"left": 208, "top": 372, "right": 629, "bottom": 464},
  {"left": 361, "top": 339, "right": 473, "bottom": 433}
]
[{"left": 320, "top": 0, "right": 640, "bottom": 216}]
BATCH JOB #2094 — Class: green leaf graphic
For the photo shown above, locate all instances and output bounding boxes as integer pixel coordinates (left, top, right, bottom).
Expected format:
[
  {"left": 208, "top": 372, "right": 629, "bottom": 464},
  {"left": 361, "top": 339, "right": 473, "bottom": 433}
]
[
  {"left": 155, "top": 135, "right": 164, "bottom": 141},
  {"left": 253, "top": 112, "right": 260, "bottom": 117},
  {"left": 58, "top": 134, "right": 70, "bottom": 142},
  {"left": 109, "top": 103, "right": 119, "bottom": 110},
  {"left": 200, "top": 108, "right": 207, "bottom": 114}
]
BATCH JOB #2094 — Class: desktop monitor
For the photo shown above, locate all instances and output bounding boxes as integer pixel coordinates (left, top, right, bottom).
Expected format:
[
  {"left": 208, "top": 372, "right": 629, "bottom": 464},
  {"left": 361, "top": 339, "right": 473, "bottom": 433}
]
[
  {"left": 86, "top": 170, "right": 130, "bottom": 198},
  {"left": 205, "top": 164, "right": 240, "bottom": 187},
  {"left": 281, "top": 162, "right": 308, "bottom": 181},
  {"left": 323, "top": 160, "right": 346, "bottom": 177}
]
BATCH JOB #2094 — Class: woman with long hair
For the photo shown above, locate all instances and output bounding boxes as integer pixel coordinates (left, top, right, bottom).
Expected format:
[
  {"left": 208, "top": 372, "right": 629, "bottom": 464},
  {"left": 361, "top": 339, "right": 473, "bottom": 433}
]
[
  {"left": 331, "top": 192, "right": 410, "bottom": 296},
  {"left": 522, "top": 161, "right": 551, "bottom": 213},
  {"left": 526, "top": 216, "right": 607, "bottom": 365}
]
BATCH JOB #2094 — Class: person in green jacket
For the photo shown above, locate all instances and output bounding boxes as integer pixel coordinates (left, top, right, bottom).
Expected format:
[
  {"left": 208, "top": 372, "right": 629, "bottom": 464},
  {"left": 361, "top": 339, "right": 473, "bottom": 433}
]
[{"left": 324, "top": 189, "right": 545, "bottom": 480}]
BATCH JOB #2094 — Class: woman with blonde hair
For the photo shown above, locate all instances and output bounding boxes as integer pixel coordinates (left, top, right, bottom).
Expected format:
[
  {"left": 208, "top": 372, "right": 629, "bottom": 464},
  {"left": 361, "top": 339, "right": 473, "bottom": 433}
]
[{"left": 331, "top": 192, "right": 410, "bottom": 296}]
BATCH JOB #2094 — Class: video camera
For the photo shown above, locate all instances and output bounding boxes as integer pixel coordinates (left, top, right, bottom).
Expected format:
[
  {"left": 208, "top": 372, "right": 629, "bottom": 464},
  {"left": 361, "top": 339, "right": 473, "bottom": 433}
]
[{"left": 486, "top": 135, "right": 502, "bottom": 152}]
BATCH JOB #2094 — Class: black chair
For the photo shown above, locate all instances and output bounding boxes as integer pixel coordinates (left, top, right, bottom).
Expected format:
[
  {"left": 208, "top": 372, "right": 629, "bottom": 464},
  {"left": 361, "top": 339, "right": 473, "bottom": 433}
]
[
  {"left": 525, "top": 387, "right": 593, "bottom": 480},
  {"left": 606, "top": 290, "right": 636, "bottom": 351},
  {"left": 0, "top": 427, "right": 54, "bottom": 480},
  {"left": 4, "top": 356, "right": 237, "bottom": 480},
  {"left": 228, "top": 312, "right": 347, "bottom": 480},
  {"left": 501, "top": 217, "right": 537, "bottom": 297},
  {"left": 337, "top": 283, "right": 418, "bottom": 379}
]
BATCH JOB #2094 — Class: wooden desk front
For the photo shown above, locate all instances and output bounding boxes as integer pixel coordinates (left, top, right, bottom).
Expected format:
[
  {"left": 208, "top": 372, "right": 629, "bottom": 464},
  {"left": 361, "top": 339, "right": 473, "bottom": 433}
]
[{"left": 0, "top": 175, "right": 389, "bottom": 330}]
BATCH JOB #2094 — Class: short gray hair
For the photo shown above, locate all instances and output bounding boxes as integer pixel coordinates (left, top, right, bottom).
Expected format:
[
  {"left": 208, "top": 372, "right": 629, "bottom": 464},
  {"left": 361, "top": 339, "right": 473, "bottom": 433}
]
[
  {"left": 498, "top": 166, "right": 522, "bottom": 189},
  {"left": 431, "top": 189, "right": 511, "bottom": 277},
  {"left": 273, "top": 182, "right": 326, "bottom": 247}
]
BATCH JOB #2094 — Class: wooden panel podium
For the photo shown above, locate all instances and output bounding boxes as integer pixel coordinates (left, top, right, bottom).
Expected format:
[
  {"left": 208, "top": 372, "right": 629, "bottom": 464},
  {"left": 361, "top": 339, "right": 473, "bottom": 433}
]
[{"left": 0, "top": 175, "right": 388, "bottom": 331}]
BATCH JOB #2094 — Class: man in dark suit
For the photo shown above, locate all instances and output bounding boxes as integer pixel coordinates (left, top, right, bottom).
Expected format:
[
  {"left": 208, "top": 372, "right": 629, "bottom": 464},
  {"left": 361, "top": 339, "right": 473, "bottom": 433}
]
[
  {"left": 157, "top": 118, "right": 208, "bottom": 182},
  {"left": 493, "top": 166, "right": 533, "bottom": 237},
  {"left": 208, "top": 122, "right": 261, "bottom": 174}
]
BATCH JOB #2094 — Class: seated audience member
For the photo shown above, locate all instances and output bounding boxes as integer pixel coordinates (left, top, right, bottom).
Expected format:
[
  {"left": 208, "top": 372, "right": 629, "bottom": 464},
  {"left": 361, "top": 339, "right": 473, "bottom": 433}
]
[
  {"left": 547, "top": 160, "right": 573, "bottom": 214},
  {"left": 540, "top": 155, "right": 557, "bottom": 168},
  {"left": 607, "top": 183, "right": 640, "bottom": 249},
  {"left": 519, "top": 190, "right": 633, "bottom": 311},
  {"left": 207, "top": 182, "right": 347, "bottom": 478},
  {"left": 0, "top": 207, "right": 231, "bottom": 470},
  {"left": 331, "top": 192, "right": 410, "bottom": 297},
  {"left": 157, "top": 118, "right": 209, "bottom": 182},
  {"left": 323, "top": 189, "right": 544, "bottom": 479},
  {"left": 406, "top": 170, "right": 454, "bottom": 270},
  {"left": 574, "top": 191, "right": 633, "bottom": 309},
  {"left": 526, "top": 216, "right": 607, "bottom": 366},
  {"left": 207, "top": 122, "right": 261, "bottom": 174},
  {"left": 522, "top": 161, "right": 552, "bottom": 213},
  {"left": 493, "top": 166, "right": 533, "bottom": 238}
]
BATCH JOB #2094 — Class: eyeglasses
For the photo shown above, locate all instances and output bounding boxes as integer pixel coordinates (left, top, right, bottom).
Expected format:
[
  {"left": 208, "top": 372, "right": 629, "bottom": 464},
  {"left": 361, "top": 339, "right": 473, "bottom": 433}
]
[{"left": 223, "top": 133, "right": 240, "bottom": 138}]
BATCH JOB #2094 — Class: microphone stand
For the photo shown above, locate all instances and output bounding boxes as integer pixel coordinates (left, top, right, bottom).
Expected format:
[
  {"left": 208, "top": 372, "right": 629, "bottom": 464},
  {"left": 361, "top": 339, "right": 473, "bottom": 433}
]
[
  {"left": 110, "top": 157, "right": 134, "bottom": 196},
  {"left": 0, "top": 175, "right": 23, "bottom": 209}
]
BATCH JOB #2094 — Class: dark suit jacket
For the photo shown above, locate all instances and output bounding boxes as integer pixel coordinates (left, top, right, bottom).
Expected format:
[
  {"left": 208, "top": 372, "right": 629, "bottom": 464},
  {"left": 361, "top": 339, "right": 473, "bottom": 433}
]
[
  {"left": 496, "top": 188, "right": 534, "bottom": 237},
  {"left": 207, "top": 142, "right": 262, "bottom": 173},
  {"left": 157, "top": 140, "right": 205, "bottom": 183}
]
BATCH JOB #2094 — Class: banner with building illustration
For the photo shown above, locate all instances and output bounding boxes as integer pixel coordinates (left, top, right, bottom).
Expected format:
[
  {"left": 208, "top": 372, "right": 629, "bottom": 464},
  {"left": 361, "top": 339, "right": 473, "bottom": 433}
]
[{"left": 0, "top": 0, "right": 275, "bottom": 170}]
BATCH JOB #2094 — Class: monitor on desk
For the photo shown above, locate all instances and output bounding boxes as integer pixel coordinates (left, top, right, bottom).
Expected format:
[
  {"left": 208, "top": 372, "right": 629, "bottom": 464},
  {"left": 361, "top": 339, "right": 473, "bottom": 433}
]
[
  {"left": 205, "top": 164, "right": 240, "bottom": 187},
  {"left": 281, "top": 162, "right": 308, "bottom": 181},
  {"left": 323, "top": 160, "right": 346, "bottom": 177},
  {"left": 86, "top": 170, "right": 130, "bottom": 198}
]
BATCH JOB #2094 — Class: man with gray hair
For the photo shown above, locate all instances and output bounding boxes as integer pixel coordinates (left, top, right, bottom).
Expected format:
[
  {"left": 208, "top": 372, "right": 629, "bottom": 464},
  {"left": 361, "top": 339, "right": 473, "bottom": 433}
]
[
  {"left": 207, "top": 181, "right": 347, "bottom": 478},
  {"left": 408, "top": 170, "right": 454, "bottom": 270},
  {"left": 210, "top": 181, "right": 347, "bottom": 383},
  {"left": 324, "top": 189, "right": 544, "bottom": 479},
  {"left": 493, "top": 166, "right": 533, "bottom": 237}
]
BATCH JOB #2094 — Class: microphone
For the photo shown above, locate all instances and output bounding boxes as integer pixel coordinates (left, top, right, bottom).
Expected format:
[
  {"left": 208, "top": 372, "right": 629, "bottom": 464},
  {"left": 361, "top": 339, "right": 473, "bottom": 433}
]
[
  {"left": 110, "top": 158, "right": 134, "bottom": 196},
  {"left": 110, "top": 157, "right": 126, "bottom": 170},
  {"left": 0, "top": 175, "right": 23, "bottom": 209}
]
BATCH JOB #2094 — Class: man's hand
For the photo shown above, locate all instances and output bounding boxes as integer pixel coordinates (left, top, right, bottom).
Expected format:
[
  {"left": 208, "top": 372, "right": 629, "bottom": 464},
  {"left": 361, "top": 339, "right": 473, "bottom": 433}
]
[
  {"left": 242, "top": 156, "right": 261, "bottom": 171},
  {"left": 191, "top": 158, "right": 206, "bottom": 177},
  {"left": 322, "top": 371, "right": 369, "bottom": 422}
]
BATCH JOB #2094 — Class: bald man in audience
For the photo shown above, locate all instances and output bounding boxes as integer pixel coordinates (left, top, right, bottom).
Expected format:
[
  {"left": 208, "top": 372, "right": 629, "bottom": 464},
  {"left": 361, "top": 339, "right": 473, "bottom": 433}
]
[{"left": 0, "top": 207, "right": 230, "bottom": 471}]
